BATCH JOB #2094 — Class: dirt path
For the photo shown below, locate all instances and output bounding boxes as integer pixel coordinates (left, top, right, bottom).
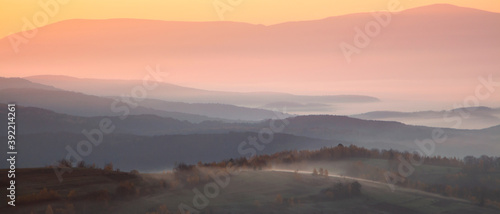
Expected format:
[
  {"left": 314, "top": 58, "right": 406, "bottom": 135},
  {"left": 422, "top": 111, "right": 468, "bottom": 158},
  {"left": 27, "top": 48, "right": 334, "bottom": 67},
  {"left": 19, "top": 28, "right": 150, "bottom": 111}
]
[{"left": 268, "top": 168, "right": 470, "bottom": 203}]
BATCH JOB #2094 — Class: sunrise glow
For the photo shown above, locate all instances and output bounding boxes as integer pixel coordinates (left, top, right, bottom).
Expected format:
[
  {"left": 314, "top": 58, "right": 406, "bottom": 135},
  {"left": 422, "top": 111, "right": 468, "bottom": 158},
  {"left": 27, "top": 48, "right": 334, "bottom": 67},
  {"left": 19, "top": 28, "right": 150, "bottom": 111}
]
[{"left": 2, "top": 0, "right": 500, "bottom": 38}]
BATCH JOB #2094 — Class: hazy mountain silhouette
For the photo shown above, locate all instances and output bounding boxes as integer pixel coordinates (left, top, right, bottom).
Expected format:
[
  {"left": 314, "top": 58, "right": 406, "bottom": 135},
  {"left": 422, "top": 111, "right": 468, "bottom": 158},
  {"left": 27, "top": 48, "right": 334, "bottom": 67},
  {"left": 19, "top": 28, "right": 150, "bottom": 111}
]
[
  {"left": 0, "top": 88, "right": 220, "bottom": 123},
  {"left": 2, "top": 104, "right": 498, "bottom": 162},
  {"left": 124, "top": 98, "right": 292, "bottom": 121},
  {"left": 2, "top": 4, "right": 497, "bottom": 99},
  {"left": 25, "top": 75, "right": 379, "bottom": 106},
  {"left": 2, "top": 132, "right": 343, "bottom": 171},
  {"left": 260, "top": 102, "right": 332, "bottom": 112},
  {"left": 0, "top": 77, "right": 59, "bottom": 91},
  {"left": 480, "top": 124, "right": 500, "bottom": 134},
  {"left": 0, "top": 103, "right": 261, "bottom": 135},
  {"left": 1, "top": 4, "right": 499, "bottom": 171},
  {"left": 352, "top": 107, "right": 500, "bottom": 129},
  {"left": 1, "top": 77, "right": 295, "bottom": 121}
]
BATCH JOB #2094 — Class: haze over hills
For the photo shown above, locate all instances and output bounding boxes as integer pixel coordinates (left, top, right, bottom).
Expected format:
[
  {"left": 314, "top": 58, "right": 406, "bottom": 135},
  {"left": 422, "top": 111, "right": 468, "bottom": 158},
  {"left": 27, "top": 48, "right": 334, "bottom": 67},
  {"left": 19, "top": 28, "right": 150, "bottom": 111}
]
[
  {"left": 0, "top": 2, "right": 498, "bottom": 174},
  {"left": 1, "top": 104, "right": 498, "bottom": 168},
  {"left": 2, "top": 76, "right": 498, "bottom": 128},
  {"left": 278, "top": 115, "right": 500, "bottom": 158},
  {"left": 20, "top": 76, "right": 500, "bottom": 128},
  {"left": 0, "top": 4, "right": 498, "bottom": 104},
  {"left": 2, "top": 3, "right": 500, "bottom": 213},
  {"left": 25, "top": 75, "right": 379, "bottom": 108},
  {"left": 0, "top": 104, "right": 262, "bottom": 136},
  {"left": 0, "top": 77, "right": 59, "bottom": 91},
  {"left": 3, "top": 132, "right": 343, "bottom": 171},
  {"left": 135, "top": 98, "right": 290, "bottom": 121},
  {"left": 0, "top": 77, "right": 296, "bottom": 121},
  {"left": 482, "top": 124, "right": 500, "bottom": 134},
  {"left": 352, "top": 107, "right": 500, "bottom": 129},
  {"left": 0, "top": 88, "right": 220, "bottom": 123},
  {"left": 260, "top": 102, "right": 332, "bottom": 113}
]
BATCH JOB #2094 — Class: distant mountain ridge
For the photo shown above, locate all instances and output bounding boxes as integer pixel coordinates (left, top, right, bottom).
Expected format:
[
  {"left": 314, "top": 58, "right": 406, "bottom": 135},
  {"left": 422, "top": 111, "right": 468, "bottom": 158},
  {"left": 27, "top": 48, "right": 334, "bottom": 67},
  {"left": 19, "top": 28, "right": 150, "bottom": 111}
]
[
  {"left": 0, "top": 77, "right": 59, "bottom": 91},
  {"left": 3, "top": 132, "right": 343, "bottom": 171},
  {"left": 0, "top": 77, "right": 296, "bottom": 122},
  {"left": 135, "top": 98, "right": 292, "bottom": 121},
  {"left": 0, "top": 88, "right": 220, "bottom": 123},
  {"left": 25, "top": 75, "right": 380, "bottom": 106},
  {"left": 352, "top": 107, "right": 500, "bottom": 129},
  {"left": 2, "top": 4, "right": 498, "bottom": 98},
  {"left": 2, "top": 104, "right": 498, "bottom": 159}
]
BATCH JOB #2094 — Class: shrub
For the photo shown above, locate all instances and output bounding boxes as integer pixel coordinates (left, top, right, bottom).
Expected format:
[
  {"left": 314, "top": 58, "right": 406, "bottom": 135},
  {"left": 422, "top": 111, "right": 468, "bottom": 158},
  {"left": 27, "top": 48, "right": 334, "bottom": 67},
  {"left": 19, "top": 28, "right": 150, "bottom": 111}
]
[
  {"left": 67, "top": 190, "right": 76, "bottom": 200},
  {"left": 104, "top": 162, "right": 113, "bottom": 171},
  {"left": 18, "top": 188, "right": 60, "bottom": 204},
  {"left": 116, "top": 181, "right": 136, "bottom": 196},
  {"left": 312, "top": 168, "right": 318, "bottom": 176},
  {"left": 58, "top": 159, "right": 72, "bottom": 168},
  {"left": 77, "top": 161, "right": 87, "bottom": 168}
]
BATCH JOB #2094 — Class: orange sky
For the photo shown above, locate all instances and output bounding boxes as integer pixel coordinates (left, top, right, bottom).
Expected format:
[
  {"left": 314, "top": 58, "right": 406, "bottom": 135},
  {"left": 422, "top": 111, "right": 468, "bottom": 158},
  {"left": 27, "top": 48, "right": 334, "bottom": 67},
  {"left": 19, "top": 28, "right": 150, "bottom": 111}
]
[{"left": 1, "top": 0, "right": 500, "bottom": 39}]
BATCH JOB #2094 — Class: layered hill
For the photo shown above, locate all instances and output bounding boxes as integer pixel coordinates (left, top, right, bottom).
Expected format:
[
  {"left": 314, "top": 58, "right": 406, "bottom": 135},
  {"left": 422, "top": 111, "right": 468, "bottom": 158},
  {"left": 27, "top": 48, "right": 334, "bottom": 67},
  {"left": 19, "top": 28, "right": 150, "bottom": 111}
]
[
  {"left": 1, "top": 5, "right": 498, "bottom": 98},
  {"left": 352, "top": 107, "right": 500, "bottom": 129},
  {"left": 1, "top": 104, "right": 498, "bottom": 171}
]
